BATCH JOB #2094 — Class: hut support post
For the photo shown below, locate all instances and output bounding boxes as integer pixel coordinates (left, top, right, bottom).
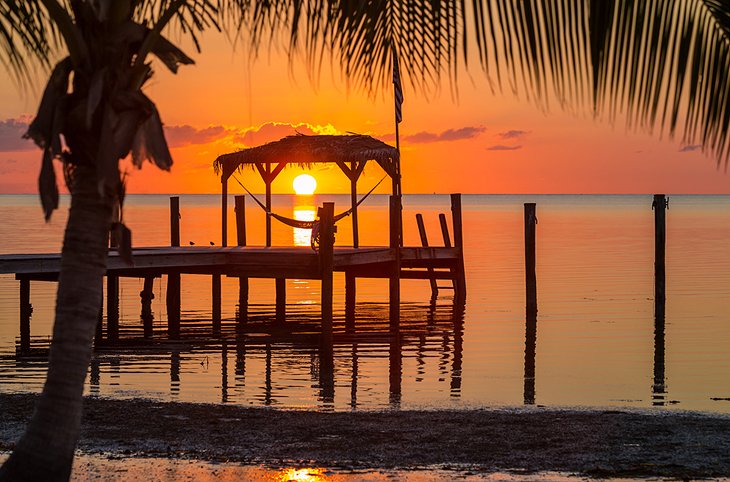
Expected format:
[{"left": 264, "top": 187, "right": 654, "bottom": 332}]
[
  {"left": 275, "top": 279, "right": 286, "bottom": 324},
  {"left": 19, "top": 278, "right": 31, "bottom": 353},
  {"left": 350, "top": 161, "right": 360, "bottom": 248},
  {"left": 167, "top": 196, "right": 181, "bottom": 339},
  {"left": 451, "top": 194, "right": 466, "bottom": 301},
  {"left": 222, "top": 176, "right": 228, "bottom": 247},
  {"left": 389, "top": 196, "right": 401, "bottom": 331},
  {"left": 524, "top": 203, "right": 537, "bottom": 317},
  {"left": 319, "top": 203, "right": 335, "bottom": 341},
  {"left": 235, "top": 195, "right": 248, "bottom": 326},
  {"left": 653, "top": 194, "right": 667, "bottom": 320},
  {"left": 141, "top": 276, "right": 155, "bottom": 338},
  {"left": 416, "top": 213, "right": 439, "bottom": 298},
  {"left": 265, "top": 168, "right": 272, "bottom": 247}
]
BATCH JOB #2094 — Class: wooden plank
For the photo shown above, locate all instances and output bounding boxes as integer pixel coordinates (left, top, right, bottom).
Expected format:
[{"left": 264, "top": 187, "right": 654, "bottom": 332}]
[
  {"left": 439, "top": 213, "right": 452, "bottom": 247},
  {"left": 270, "top": 162, "right": 287, "bottom": 181}
]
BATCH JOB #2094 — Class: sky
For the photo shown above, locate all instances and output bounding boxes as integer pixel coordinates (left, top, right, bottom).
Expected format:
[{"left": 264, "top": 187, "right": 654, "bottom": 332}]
[{"left": 0, "top": 30, "right": 729, "bottom": 195}]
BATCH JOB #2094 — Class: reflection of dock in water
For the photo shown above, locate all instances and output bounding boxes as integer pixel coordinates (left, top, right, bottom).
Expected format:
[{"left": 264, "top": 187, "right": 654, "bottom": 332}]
[{"left": 78, "top": 299, "right": 466, "bottom": 408}]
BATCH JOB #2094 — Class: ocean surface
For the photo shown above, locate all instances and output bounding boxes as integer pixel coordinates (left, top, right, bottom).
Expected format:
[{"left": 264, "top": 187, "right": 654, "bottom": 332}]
[{"left": 1, "top": 193, "right": 729, "bottom": 412}]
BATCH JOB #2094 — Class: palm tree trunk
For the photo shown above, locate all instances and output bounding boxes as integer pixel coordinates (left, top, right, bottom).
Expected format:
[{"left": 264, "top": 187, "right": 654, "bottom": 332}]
[{"left": 0, "top": 165, "right": 113, "bottom": 481}]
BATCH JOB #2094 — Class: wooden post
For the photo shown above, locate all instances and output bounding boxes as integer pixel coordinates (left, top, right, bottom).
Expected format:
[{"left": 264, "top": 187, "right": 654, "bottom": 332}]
[
  {"left": 389, "top": 196, "right": 401, "bottom": 331},
  {"left": 319, "top": 202, "right": 335, "bottom": 341},
  {"left": 275, "top": 278, "right": 286, "bottom": 324},
  {"left": 351, "top": 162, "right": 359, "bottom": 248},
  {"left": 212, "top": 273, "right": 222, "bottom": 335},
  {"left": 389, "top": 335, "right": 402, "bottom": 407},
  {"left": 416, "top": 213, "right": 439, "bottom": 297},
  {"left": 167, "top": 196, "right": 181, "bottom": 339},
  {"left": 235, "top": 195, "right": 249, "bottom": 327},
  {"left": 653, "top": 194, "right": 667, "bottom": 320},
  {"left": 266, "top": 165, "right": 272, "bottom": 247},
  {"left": 222, "top": 177, "right": 228, "bottom": 247},
  {"left": 141, "top": 276, "right": 155, "bottom": 338},
  {"left": 524, "top": 203, "right": 537, "bottom": 317},
  {"left": 524, "top": 310, "right": 537, "bottom": 405},
  {"left": 170, "top": 196, "right": 180, "bottom": 247},
  {"left": 451, "top": 194, "right": 466, "bottom": 300},
  {"left": 19, "top": 278, "right": 31, "bottom": 353},
  {"left": 439, "top": 213, "right": 452, "bottom": 247},
  {"left": 235, "top": 195, "right": 247, "bottom": 246},
  {"left": 106, "top": 275, "right": 119, "bottom": 342}
]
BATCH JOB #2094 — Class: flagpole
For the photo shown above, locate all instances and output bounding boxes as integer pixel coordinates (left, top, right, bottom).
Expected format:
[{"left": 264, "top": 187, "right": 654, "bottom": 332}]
[{"left": 392, "top": 46, "right": 404, "bottom": 246}]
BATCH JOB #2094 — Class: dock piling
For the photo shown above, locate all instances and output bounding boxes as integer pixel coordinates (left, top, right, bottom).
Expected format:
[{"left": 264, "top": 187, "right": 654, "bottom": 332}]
[
  {"left": 389, "top": 196, "right": 401, "bottom": 331},
  {"left": 19, "top": 278, "right": 31, "bottom": 353},
  {"left": 524, "top": 203, "right": 537, "bottom": 317},
  {"left": 653, "top": 194, "right": 667, "bottom": 319},
  {"left": 451, "top": 194, "right": 466, "bottom": 300},
  {"left": 167, "top": 196, "right": 181, "bottom": 339},
  {"left": 235, "top": 195, "right": 249, "bottom": 326},
  {"left": 319, "top": 202, "right": 335, "bottom": 341}
]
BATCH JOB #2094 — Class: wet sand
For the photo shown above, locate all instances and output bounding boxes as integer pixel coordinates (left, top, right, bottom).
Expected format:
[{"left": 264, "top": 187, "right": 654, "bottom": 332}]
[{"left": 1, "top": 393, "right": 729, "bottom": 479}]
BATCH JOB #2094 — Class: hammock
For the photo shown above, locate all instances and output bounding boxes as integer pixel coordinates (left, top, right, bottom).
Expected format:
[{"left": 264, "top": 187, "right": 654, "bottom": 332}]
[{"left": 231, "top": 174, "right": 387, "bottom": 230}]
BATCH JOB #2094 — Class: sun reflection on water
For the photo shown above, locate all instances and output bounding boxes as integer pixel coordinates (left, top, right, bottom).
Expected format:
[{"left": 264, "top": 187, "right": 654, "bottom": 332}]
[
  {"left": 293, "top": 203, "right": 316, "bottom": 246},
  {"left": 276, "top": 467, "right": 330, "bottom": 481}
]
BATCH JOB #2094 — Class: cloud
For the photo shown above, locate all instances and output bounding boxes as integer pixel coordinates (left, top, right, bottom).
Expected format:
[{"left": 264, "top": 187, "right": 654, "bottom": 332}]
[
  {"left": 498, "top": 129, "right": 528, "bottom": 140},
  {"left": 0, "top": 117, "right": 35, "bottom": 152},
  {"left": 401, "top": 126, "right": 486, "bottom": 144},
  {"left": 487, "top": 144, "right": 522, "bottom": 151},
  {"left": 679, "top": 144, "right": 701, "bottom": 152},
  {"left": 164, "top": 125, "right": 229, "bottom": 148}
]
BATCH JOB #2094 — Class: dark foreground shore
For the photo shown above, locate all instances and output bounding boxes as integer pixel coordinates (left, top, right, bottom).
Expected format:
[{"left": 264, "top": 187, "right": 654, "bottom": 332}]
[{"left": 1, "top": 393, "right": 729, "bottom": 479}]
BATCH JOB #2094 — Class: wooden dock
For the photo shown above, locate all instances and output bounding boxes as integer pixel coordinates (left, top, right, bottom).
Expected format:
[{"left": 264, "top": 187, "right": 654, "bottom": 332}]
[{"left": 1, "top": 194, "right": 466, "bottom": 354}]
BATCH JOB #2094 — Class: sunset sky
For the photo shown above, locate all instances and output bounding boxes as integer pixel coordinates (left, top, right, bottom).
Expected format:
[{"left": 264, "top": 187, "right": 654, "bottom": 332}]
[{"left": 0, "top": 30, "right": 728, "bottom": 195}]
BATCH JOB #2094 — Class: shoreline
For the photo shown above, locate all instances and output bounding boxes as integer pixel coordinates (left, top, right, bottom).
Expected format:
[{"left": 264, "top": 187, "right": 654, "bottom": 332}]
[{"left": 2, "top": 393, "right": 730, "bottom": 478}]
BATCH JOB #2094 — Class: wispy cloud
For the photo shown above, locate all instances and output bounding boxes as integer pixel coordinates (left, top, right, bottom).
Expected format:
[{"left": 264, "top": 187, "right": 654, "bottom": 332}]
[
  {"left": 498, "top": 129, "right": 528, "bottom": 140},
  {"left": 402, "top": 126, "right": 486, "bottom": 144},
  {"left": 487, "top": 144, "right": 522, "bottom": 151},
  {"left": 679, "top": 144, "right": 702, "bottom": 152},
  {"left": 0, "top": 117, "right": 34, "bottom": 152}
]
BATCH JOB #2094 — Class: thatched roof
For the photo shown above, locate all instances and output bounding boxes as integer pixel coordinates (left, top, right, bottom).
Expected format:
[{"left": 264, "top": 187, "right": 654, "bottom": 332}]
[{"left": 213, "top": 134, "right": 399, "bottom": 180}]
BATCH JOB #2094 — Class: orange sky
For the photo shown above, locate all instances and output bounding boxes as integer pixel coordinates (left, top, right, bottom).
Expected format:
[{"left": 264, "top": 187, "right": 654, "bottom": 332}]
[{"left": 1, "top": 31, "right": 729, "bottom": 195}]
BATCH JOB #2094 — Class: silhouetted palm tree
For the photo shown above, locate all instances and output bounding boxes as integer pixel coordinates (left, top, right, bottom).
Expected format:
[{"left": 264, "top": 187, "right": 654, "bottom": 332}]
[{"left": 1, "top": 1, "right": 730, "bottom": 480}]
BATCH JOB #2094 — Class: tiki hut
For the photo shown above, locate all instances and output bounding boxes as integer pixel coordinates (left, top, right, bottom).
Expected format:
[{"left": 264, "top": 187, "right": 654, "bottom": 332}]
[{"left": 213, "top": 134, "right": 401, "bottom": 247}]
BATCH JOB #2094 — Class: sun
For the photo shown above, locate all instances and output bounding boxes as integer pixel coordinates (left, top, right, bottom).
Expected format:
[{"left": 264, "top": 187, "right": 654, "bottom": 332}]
[{"left": 293, "top": 174, "right": 317, "bottom": 195}]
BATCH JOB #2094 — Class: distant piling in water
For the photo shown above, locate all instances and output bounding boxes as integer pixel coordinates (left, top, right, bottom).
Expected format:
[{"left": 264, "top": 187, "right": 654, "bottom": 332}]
[
  {"left": 653, "top": 194, "right": 667, "bottom": 320},
  {"left": 524, "top": 203, "right": 537, "bottom": 317}
]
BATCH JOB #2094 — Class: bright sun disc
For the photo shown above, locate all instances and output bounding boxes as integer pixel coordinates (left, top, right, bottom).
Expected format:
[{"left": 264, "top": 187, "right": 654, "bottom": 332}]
[{"left": 293, "top": 174, "right": 317, "bottom": 195}]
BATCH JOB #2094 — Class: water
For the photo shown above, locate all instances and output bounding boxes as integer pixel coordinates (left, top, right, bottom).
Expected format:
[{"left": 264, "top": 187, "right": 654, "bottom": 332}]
[{"left": 1, "top": 194, "right": 729, "bottom": 412}]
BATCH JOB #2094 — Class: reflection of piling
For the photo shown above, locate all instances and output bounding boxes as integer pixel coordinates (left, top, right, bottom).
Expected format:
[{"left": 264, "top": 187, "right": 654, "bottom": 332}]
[
  {"left": 524, "top": 310, "right": 537, "bottom": 405},
  {"left": 345, "top": 273, "right": 356, "bottom": 332},
  {"left": 106, "top": 275, "right": 119, "bottom": 342},
  {"left": 450, "top": 300, "right": 465, "bottom": 397},
  {"left": 319, "top": 202, "right": 335, "bottom": 342},
  {"left": 653, "top": 309, "right": 666, "bottom": 405},
  {"left": 212, "top": 273, "right": 222, "bottom": 334},
  {"left": 389, "top": 335, "right": 402, "bottom": 407},
  {"left": 389, "top": 196, "right": 401, "bottom": 331},
  {"left": 275, "top": 279, "right": 286, "bottom": 324},
  {"left": 221, "top": 341, "right": 229, "bottom": 403},
  {"left": 235, "top": 195, "right": 249, "bottom": 327},
  {"left": 524, "top": 203, "right": 537, "bottom": 317},
  {"left": 653, "top": 194, "right": 667, "bottom": 320},
  {"left": 170, "top": 350, "right": 180, "bottom": 395},
  {"left": 319, "top": 342, "right": 335, "bottom": 404},
  {"left": 140, "top": 276, "right": 155, "bottom": 338},
  {"left": 167, "top": 197, "right": 181, "bottom": 339}
]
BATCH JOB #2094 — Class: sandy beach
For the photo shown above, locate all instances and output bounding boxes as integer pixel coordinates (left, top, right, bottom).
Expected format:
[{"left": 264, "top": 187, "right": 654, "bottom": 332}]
[{"left": 1, "top": 393, "right": 729, "bottom": 479}]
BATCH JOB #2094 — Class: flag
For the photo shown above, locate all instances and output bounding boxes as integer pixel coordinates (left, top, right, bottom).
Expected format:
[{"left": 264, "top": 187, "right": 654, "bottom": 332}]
[{"left": 392, "top": 47, "right": 403, "bottom": 124}]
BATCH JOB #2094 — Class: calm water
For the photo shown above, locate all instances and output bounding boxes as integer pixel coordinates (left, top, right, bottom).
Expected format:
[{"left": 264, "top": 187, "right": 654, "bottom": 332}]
[{"left": 1, "top": 194, "right": 729, "bottom": 412}]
